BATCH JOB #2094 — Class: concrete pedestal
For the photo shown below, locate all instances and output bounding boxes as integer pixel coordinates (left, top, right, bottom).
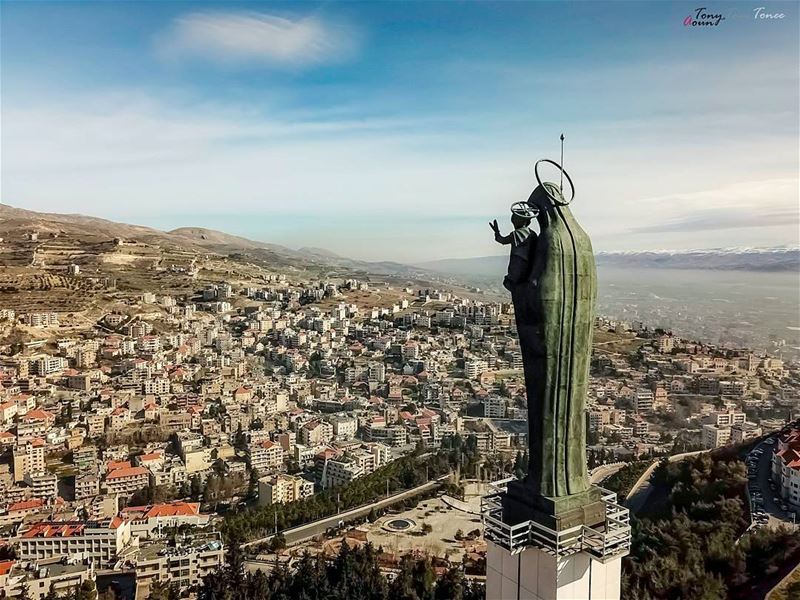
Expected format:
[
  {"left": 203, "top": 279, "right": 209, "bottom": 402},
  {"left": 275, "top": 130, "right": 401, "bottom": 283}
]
[{"left": 485, "top": 539, "right": 622, "bottom": 600}]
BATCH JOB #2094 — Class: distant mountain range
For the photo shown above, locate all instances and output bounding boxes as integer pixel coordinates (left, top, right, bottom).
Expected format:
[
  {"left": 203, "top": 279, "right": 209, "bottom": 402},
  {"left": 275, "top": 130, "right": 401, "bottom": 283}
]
[
  {"left": 0, "top": 204, "right": 437, "bottom": 279},
  {"left": 418, "top": 247, "right": 800, "bottom": 276},
  {"left": 2, "top": 204, "right": 796, "bottom": 279}
]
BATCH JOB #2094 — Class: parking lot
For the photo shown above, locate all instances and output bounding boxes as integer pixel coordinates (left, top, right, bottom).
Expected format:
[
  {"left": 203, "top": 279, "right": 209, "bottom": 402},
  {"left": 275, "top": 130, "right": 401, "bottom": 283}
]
[{"left": 745, "top": 435, "right": 798, "bottom": 531}]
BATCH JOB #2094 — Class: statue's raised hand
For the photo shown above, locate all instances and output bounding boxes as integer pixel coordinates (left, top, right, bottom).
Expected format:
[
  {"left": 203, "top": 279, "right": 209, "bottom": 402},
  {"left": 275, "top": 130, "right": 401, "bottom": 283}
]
[{"left": 489, "top": 219, "right": 500, "bottom": 235}]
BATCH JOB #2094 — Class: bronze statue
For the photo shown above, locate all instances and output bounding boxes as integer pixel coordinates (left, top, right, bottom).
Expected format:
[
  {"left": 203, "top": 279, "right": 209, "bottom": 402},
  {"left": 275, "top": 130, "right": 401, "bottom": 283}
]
[{"left": 493, "top": 156, "right": 603, "bottom": 528}]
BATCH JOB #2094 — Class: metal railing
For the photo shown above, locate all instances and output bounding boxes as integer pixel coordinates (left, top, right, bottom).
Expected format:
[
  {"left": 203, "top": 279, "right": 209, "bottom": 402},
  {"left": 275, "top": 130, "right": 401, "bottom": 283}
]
[{"left": 481, "top": 480, "right": 631, "bottom": 562}]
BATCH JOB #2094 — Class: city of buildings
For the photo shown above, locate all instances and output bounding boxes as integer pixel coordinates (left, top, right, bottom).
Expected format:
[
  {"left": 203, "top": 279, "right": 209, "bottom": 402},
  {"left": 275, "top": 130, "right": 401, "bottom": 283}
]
[{"left": 0, "top": 270, "right": 797, "bottom": 597}]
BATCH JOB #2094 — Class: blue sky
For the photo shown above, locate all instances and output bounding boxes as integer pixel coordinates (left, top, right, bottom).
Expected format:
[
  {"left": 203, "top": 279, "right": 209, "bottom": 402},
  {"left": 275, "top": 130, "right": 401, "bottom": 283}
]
[{"left": 2, "top": 1, "right": 798, "bottom": 262}]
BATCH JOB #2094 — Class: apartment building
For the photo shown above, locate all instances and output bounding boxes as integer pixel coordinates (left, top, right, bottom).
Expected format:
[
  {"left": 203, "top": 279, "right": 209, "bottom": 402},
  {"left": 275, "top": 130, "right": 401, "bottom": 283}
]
[
  {"left": 24, "top": 472, "right": 58, "bottom": 500},
  {"left": 631, "top": 389, "right": 654, "bottom": 414},
  {"left": 330, "top": 416, "right": 358, "bottom": 440},
  {"left": 75, "top": 474, "right": 100, "bottom": 500},
  {"left": 247, "top": 440, "right": 283, "bottom": 475},
  {"left": 771, "top": 426, "right": 800, "bottom": 510},
  {"left": 321, "top": 456, "right": 364, "bottom": 489},
  {"left": 299, "top": 420, "right": 333, "bottom": 446},
  {"left": 0, "top": 560, "right": 95, "bottom": 600},
  {"left": 484, "top": 396, "right": 506, "bottom": 419},
  {"left": 702, "top": 424, "right": 731, "bottom": 449},
  {"left": 121, "top": 501, "right": 209, "bottom": 539},
  {"left": 14, "top": 518, "right": 133, "bottom": 566},
  {"left": 13, "top": 440, "right": 46, "bottom": 483},
  {"left": 258, "top": 474, "right": 314, "bottom": 506},
  {"left": 103, "top": 466, "right": 149, "bottom": 497},
  {"left": 135, "top": 537, "right": 224, "bottom": 594},
  {"left": 731, "top": 422, "right": 762, "bottom": 444}
]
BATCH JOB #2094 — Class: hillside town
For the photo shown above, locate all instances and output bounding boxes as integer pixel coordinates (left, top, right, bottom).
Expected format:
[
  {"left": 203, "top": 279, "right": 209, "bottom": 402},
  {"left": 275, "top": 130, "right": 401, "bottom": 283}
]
[{"left": 0, "top": 271, "right": 798, "bottom": 599}]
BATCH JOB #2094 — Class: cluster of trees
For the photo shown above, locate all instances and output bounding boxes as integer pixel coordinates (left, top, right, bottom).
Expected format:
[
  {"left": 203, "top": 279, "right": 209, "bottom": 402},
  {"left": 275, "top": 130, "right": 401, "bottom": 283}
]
[
  {"left": 197, "top": 538, "right": 484, "bottom": 600},
  {"left": 622, "top": 452, "right": 800, "bottom": 599},
  {"left": 601, "top": 461, "right": 650, "bottom": 502},
  {"left": 512, "top": 450, "right": 529, "bottom": 479},
  {"left": 16, "top": 581, "right": 99, "bottom": 600},
  {"left": 222, "top": 438, "right": 472, "bottom": 541},
  {"left": 127, "top": 471, "right": 245, "bottom": 508}
]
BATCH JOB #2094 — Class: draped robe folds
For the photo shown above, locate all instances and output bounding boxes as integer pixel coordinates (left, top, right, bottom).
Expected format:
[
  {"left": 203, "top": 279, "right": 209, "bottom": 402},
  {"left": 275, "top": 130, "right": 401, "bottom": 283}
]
[{"left": 510, "top": 184, "right": 596, "bottom": 500}]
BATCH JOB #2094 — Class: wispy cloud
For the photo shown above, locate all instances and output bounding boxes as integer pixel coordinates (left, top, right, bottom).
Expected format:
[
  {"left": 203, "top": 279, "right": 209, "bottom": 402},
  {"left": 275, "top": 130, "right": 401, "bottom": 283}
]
[{"left": 157, "top": 11, "right": 360, "bottom": 67}]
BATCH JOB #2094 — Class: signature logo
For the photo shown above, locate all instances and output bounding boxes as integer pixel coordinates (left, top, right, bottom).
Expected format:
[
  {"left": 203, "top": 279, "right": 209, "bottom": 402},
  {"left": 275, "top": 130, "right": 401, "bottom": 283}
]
[
  {"left": 753, "top": 7, "right": 785, "bottom": 19},
  {"left": 684, "top": 7, "right": 726, "bottom": 26}
]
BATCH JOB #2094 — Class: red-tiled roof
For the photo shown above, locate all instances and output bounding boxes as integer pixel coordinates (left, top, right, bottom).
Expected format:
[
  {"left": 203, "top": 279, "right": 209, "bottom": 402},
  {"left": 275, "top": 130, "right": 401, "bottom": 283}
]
[
  {"left": 106, "top": 466, "right": 148, "bottom": 480},
  {"left": 25, "top": 409, "right": 54, "bottom": 421},
  {"left": 145, "top": 501, "right": 200, "bottom": 519},
  {"left": 21, "top": 522, "right": 85, "bottom": 539},
  {"left": 9, "top": 498, "right": 44, "bottom": 512},
  {"left": 138, "top": 452, "right": 162, "bottom": 462},
  {"left": 107, "top": 460, "right": 132, "bottom": 471}
]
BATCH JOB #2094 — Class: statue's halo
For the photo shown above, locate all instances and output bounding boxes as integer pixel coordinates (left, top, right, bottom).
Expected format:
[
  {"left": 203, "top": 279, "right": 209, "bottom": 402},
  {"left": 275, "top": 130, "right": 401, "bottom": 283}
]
[
  {"left": 510, "top": 201, "right": 538, "bottom": 219},
  {"left": 534, "top": 159, "right": 575, "bottom": 206}
]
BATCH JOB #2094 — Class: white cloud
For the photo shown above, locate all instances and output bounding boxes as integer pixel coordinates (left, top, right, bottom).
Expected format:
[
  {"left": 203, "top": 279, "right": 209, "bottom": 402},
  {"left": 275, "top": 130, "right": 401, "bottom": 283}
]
[
  {"left": 157, "top": 11, "right": 360, "bottom": 67},
  {"left": 2, "top": 71, "right": 798, "bottom": 260}
]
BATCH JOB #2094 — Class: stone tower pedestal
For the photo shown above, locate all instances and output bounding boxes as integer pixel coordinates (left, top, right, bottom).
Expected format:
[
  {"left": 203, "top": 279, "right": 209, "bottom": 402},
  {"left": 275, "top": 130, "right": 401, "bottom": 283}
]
[
  {"left": 486, "top": 540, "right": 623, "bottom": 600},
  {"left": 482, "top": 479, "right": 631, "bottom": 600}
]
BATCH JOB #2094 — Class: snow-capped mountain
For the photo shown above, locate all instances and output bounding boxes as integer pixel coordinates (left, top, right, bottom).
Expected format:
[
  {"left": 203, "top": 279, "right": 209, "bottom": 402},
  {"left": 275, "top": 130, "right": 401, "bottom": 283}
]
[
  {"left": 595, "top": 246, "right": 799, "bottom": 271},
  {"left": 419, "top": 246, "right": 799, "bottom": 276}
]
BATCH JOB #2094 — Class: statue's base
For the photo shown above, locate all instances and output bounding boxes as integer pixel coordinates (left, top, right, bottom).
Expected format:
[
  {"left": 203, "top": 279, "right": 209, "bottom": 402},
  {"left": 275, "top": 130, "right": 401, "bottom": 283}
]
[
  {"left": 501, "top": 480, "right": 606, "bottom": 531},
  {"left": 486, "top": 539, "right": 623, "bottom": 600}
]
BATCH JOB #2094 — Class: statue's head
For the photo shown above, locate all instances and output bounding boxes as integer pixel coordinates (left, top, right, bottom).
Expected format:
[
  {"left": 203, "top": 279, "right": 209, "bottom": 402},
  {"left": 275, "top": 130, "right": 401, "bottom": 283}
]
[
  {"left": 511, "top": 213, "right": 531, "bottom": 229},
  {"left": 529, "top": 159, "right": 574, "bottom": 222},
  {"left": 509, "top": 201, "right": 536, "bottom": 229},
  {"left": 527, "top": 183, "right": 564, "bottom": 211},
  {"left": 526, "top": 183, "right": 565, "bottom": 229}
]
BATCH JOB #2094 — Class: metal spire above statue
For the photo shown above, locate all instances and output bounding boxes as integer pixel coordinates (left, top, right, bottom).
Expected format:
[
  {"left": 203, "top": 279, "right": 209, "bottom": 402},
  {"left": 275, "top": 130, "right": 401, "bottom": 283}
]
[{"left": 490, "top": 136, "right": 605, "bottom": 530}]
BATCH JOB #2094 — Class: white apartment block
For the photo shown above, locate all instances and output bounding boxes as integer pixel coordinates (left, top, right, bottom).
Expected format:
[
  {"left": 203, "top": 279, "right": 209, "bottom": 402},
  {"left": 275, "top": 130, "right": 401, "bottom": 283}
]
[
  {"left": 464, "top": 359, "right": 488, "bottom": 380},
  {"left": 702, "top": 424, "right": 731, "bottom": 449},
  {"left": 731, "top": 422, "right": 762, "bottom": 444},
  {"left": 299, "top": 420, "right": 333, "bottom": 446},
  {"left": 22, "top": 313, "right": 59, "bottom": 328},
  {"left": 13, "top": 442, "right": 46, "bottom": 483},
  {"left": 14, "top": 518, "right": 133, "bottom": 566},
  {"left": 631, "top": 389, "right": 654, "bottom": 414},
  {"left": 135, "top": 538, "right": 224, "bottom": 594},
  {"left": 258, "top": 474, "right": 314, "bottom": 506},
  {"left": 321, "top": 456, "right": 364, "bottom": 489},
  {"left": 24, "top": 472, "right": 58, "bottom": 500},
  {"left": 75, "top": 474, "right": 100, "bottom": 500},
  {"left": 247, "top": 440, "right": 284, "bottom": 475},
  {"left": 484, "top": 396, "right": 507, "bottom": 419},
  {"left": 331, "top": 417, "right": 358, "bottom": 440},
  {"left": 34, "top": 356, "right": 67, "bottom": 376},
  {"left": 705, "top": 410, "right": 746, "bottom": 428}
]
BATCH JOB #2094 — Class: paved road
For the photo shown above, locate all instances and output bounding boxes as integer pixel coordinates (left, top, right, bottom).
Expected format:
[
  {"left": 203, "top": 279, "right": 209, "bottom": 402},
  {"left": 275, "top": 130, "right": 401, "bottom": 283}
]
[
  {"left": 589, "top": 461, "right": 628, "bottom": 484},
  {"left": 241, "top": 476, "right": 447, "bottom": 549}
]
